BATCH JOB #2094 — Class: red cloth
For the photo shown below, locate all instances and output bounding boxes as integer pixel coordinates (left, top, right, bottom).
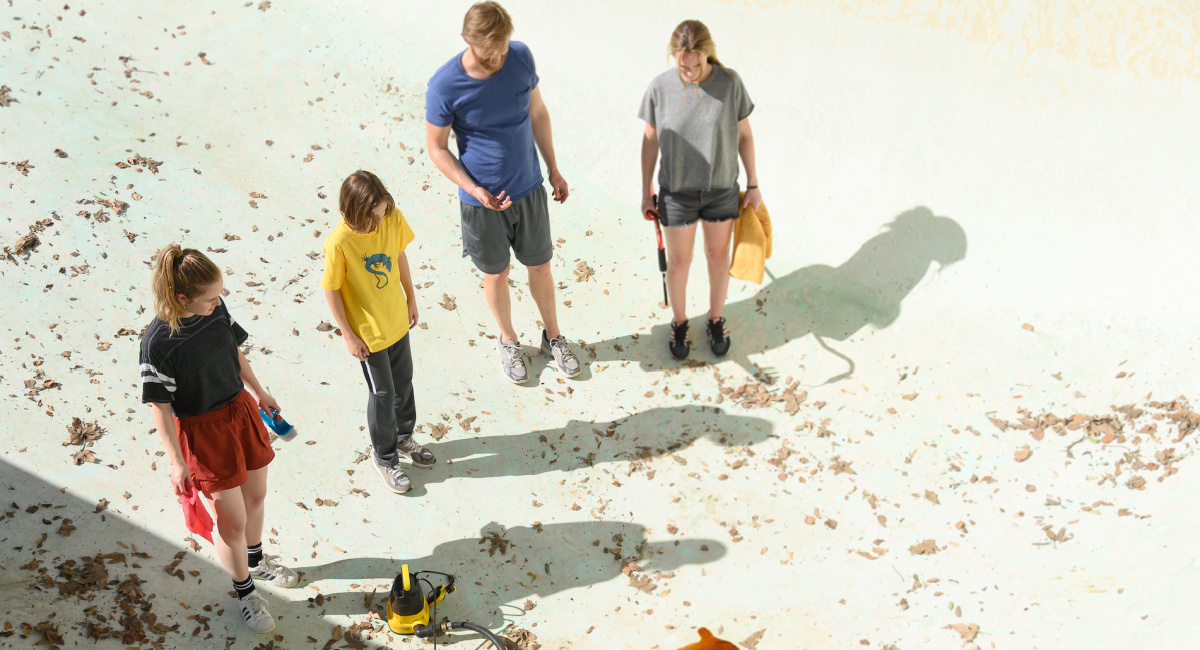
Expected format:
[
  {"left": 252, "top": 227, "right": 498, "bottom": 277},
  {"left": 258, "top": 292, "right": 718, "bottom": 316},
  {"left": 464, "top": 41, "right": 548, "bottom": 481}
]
[{"left": 178, "top": 482, "right": 214, "bottom": 544}]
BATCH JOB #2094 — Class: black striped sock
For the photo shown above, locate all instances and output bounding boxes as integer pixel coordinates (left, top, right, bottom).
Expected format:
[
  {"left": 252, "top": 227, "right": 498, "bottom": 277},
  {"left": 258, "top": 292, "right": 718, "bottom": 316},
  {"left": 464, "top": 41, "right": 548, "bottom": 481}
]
[
  {"left": 233, "top": 576, "right": 254, "bottom": 599},
  {"left": 247, "top": 542, "right": 263, "bottom": 569}
]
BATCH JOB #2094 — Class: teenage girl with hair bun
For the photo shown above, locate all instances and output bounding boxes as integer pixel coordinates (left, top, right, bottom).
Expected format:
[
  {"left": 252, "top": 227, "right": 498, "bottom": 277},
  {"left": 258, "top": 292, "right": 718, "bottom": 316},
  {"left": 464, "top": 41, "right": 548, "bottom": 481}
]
[{"left": 139, "top": 244, "right": 298, "bottom": 634}]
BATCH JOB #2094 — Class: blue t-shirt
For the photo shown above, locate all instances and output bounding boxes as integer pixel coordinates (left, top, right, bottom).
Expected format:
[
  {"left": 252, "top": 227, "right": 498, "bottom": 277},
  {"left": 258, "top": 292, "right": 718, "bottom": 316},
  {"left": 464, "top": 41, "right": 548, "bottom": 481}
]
[{"left": 426, "top": 41, "right": 544, "bottom": 207}]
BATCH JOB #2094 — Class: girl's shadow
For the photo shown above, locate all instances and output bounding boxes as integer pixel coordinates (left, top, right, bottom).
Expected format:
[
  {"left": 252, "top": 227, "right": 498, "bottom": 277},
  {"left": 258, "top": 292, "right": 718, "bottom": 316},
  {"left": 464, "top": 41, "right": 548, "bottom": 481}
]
[{"left": 586, "top": 206, "right": 967, "bottom": 383}]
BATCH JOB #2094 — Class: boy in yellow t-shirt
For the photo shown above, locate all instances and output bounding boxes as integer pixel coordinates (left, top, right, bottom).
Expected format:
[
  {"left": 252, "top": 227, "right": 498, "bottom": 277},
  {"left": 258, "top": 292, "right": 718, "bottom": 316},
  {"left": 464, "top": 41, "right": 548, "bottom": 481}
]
[{"left": 321, "top": 170, "right": 434, "bottom": 494}]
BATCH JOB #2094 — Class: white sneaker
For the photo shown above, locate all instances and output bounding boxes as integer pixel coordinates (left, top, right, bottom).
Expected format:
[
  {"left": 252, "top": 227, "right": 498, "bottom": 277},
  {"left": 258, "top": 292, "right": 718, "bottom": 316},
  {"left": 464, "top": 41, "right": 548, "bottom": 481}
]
[
  {"left": 249, "top": 554, "right": 299, "bottom": 588},
  {"left": 497, "top": 339, "right": 528, "bottom": 383},
  {"left": 238, "top": 591, "right": 276, "bottom": 634}
]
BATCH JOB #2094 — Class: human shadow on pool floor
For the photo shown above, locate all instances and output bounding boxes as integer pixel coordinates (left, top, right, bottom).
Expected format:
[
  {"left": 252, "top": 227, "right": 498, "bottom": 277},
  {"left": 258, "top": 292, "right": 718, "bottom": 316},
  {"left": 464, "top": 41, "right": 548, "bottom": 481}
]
[
  {"left": 285, "top": 520, "right": 726, "bottom": 632},
  {"left": 585, "top": 206, "right": 967, "bottom": 383},
  {"left": 407, "top": 405, "right": 772, "bottom": 488}
]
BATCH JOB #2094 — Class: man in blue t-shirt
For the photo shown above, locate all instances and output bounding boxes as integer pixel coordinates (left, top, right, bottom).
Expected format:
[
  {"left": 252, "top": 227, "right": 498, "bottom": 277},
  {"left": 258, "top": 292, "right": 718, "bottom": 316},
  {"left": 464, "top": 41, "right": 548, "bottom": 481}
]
[{"left": 426, "top": 1, "right": 580, "bottom": 384}]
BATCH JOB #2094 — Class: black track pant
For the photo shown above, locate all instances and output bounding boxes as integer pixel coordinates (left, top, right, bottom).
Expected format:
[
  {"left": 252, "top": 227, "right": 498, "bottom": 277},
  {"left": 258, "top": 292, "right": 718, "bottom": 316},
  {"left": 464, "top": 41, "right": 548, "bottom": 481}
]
[{"left": 360, "top": 334, "right": 415, "bottom": 466}]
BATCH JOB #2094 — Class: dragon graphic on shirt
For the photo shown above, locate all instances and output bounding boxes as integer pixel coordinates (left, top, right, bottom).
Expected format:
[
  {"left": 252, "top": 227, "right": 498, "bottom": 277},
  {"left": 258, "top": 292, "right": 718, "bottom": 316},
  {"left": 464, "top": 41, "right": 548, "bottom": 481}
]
[{"left": 361, "top": 253, "right": 392, "bottom": 289}]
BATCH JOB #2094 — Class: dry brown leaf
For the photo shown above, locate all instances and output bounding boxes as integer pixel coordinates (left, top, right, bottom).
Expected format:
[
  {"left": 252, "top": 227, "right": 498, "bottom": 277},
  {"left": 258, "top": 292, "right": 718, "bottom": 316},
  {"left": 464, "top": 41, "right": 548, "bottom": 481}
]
[
  {"left": 440, "top": 293, "right": 457, "bottom": 311},
  {"left": 1014, "top": 446, "right": 1032, "bottom": 462},
  {"left": 740, "top": 629, "right": 765, "bottom": 649},
  {"left": 924, "top": 490, "right": 939, "bottom": 505},
  {"left": 908, "top": 539, "right": 939, "bottom": 555},
  {"left": 1022, "top": 323, "right": 1034, "bottom": 332},
  {"left": 945, "top": 623, "right": 979, "bottom": 641}
]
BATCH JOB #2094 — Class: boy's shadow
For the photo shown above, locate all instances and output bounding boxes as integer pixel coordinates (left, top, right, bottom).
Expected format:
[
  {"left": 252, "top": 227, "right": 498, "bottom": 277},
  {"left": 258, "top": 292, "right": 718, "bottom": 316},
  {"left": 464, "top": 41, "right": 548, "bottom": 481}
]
[
  {"left": 586, "top": 206, "right": 967, "bottom": 383},
  {"left": 416, "top": 405, "right": 771, "bottom": 486},
  {"left": 283, "top": 521, "right": 726, "bottom": 631}
]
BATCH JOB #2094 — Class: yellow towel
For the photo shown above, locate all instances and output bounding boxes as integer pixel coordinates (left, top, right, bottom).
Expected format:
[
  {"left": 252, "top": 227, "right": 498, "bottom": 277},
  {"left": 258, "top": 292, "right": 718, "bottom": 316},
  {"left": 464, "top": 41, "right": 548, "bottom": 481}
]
[{"left": 729, "top": 192, "right": 772, "bottom": 284}]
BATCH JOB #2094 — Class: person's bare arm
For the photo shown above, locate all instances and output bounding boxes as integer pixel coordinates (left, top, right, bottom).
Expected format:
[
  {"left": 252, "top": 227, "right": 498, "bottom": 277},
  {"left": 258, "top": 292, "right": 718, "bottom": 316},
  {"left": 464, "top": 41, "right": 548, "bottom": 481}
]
[
  {"left": 152, "top": 402, "right": 191, "bottom": 495},
  {"left": 529, "top": 87, "right": 568, "bottom": 203},
  {"left": 738, "top": 118, "right": 762, "bottom": 210},
  {"left": 641, "top": 122, "right": 659, "bottom": 218},
  {"left": 426, "top": 122, "right": 512, "bottom": 210},
  {"left": 396, "top": 251, "right": 418, "bottom": 328},
  {"left": 237, "top": 348, "right": 279, "bottom": 413},
  {"left": 324, "top": 288, "right": 369, "bottom": 360}
]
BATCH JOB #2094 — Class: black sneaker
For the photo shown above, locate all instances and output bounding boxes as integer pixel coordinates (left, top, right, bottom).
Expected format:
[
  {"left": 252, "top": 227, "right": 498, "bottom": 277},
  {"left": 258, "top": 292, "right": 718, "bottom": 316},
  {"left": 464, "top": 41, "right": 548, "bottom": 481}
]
[
  {"left": 668, "top": 320, "right": 690, "bottom": 360},
  {"left": 707, "top": 317, "right": 731, "bottom": 357}
]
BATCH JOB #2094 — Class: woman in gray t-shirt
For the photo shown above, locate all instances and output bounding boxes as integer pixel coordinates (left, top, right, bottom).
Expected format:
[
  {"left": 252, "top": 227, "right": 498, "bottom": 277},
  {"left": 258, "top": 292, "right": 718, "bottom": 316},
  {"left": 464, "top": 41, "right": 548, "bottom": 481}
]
[{"left": 639, "top": 19, "right": 762, "bottom": 361}]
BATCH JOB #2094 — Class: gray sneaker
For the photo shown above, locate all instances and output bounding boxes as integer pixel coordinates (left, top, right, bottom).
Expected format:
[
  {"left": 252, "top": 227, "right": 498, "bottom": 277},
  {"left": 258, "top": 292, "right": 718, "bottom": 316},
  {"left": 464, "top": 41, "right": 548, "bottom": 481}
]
[
  {"left": 497, "top": 339, "right": 528, "bottom": 384},
  {"left": 372, "top": 456, "right": 412, "bottom": 494},
  {"left": 398, "top": 436, "right": 436, "bottom": 468},
  {"left": 541, "top": 330, "right": 581, "bottom": 377}
]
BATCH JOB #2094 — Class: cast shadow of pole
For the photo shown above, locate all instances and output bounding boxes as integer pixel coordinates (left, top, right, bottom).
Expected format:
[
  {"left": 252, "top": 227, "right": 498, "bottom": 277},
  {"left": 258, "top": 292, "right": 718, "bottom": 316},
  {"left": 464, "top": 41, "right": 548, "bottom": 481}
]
[
  {"left": 586, "top": 206, "right": 967, "bottom": 384},
  {"left": 285, "top": 520, "right": 727, "bottom": 633}
]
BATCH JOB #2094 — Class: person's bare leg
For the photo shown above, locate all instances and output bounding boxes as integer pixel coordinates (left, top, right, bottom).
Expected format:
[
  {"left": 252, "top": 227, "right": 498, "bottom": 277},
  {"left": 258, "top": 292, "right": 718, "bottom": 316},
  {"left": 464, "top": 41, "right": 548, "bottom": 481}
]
[
  {"left": 527, "top": 262, "right": 560, "bottom": 339},
  {"left": 240, "top": 467, "right": 268, "bottom": 548},
  {"left": 207, "top": 486, "right": 249, "bottom": 581},
  {"left": 483, "top": 266, "right": 519, "bottom": 343},
  {"left": 664, "top": 223, "right": 698, "bottom": 324},
  {"left": 702, "top": 219, "right": 735, "bottom": 320}
]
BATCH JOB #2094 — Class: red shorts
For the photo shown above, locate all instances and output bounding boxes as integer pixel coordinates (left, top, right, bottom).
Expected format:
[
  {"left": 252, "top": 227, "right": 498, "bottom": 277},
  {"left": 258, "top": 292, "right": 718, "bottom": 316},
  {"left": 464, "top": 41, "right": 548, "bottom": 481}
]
[{"left": 175, "top": 390, "right": 275, "bottom": 494}]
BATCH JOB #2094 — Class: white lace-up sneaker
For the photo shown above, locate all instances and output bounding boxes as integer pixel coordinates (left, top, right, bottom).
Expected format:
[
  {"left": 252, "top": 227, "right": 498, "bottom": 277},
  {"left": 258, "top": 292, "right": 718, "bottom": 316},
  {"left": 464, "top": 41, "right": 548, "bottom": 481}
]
[
  {"left": 497, "top": 339, "right": 528, "bottom": 384},
  {"left": 249, "top": 554, "right": 299, "bottom": 588},
  {"left": 540, "top": 330, "right": 581, "bottom": 377},
  {"left": 238, "top": 591, "right": 276, "bottom": 634}
]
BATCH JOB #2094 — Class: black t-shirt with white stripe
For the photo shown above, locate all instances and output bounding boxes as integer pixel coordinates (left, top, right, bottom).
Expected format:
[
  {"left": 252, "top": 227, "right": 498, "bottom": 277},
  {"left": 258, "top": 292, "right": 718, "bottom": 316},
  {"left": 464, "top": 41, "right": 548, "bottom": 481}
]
[{"left": 139, "top": 302, "right": 249, "bottom": 417}]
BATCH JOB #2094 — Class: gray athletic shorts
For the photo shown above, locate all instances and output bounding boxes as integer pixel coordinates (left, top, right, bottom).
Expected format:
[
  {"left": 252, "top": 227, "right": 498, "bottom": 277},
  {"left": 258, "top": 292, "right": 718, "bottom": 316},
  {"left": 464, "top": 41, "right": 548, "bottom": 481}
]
[
  {"left": 658, "top": 184, "right": 741, "bottom": 228},
  {"left": 459, "top": 185, "right": 552, "bottom": 274}
]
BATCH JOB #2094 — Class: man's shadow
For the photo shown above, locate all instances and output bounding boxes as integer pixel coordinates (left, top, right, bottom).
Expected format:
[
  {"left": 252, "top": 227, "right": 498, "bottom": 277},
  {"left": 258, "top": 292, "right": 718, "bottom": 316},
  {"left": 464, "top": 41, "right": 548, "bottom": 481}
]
[
  {"left": 586, "top": 206, "right": 967, "bottom": 383},
  {"left": 284, "top": 521, "right": 726, "bottom": 632},
  {"left": 410, "top": 405, "right": 772, "bottom": 488}
]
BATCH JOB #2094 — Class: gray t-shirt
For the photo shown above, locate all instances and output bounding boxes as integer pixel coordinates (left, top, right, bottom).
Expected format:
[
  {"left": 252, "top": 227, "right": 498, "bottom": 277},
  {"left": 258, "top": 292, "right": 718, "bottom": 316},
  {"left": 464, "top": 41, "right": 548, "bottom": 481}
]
[{"left": 638, "top": 65, "right": 754, "bottom": 192}]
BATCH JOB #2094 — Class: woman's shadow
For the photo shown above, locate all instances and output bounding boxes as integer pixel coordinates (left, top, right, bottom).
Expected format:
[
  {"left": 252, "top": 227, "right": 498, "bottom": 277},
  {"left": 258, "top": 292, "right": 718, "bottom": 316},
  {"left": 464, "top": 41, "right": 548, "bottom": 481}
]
[
  {"left": 280, "top": 521, "right": 726, "bottom": 632},
  {"left": 586, "top": 206, "right": 967, "bottom": 384}
]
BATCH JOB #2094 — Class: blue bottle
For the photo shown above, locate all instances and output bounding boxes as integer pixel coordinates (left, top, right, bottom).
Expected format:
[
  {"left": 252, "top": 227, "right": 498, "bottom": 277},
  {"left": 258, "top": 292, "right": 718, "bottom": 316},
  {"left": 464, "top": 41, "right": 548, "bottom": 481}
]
[{"left": 259, "top": 407, "right": 294, "bottom": 436}]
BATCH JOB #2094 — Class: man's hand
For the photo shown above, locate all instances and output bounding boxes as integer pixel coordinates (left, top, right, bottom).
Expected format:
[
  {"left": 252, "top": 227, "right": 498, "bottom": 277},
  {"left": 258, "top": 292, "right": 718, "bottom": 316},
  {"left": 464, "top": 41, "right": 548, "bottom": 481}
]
[
  {"left": 344, "top": 332, "right": 370, "bottom": 361},
  {"left": 741, "top": 187, "right": 763, "bottom": 212},
  {"left": 549, "top": 168, "right": 569, "bottom": 203},
  {"left": 469, "top": 185, "right": 513, "bottom": 211}
]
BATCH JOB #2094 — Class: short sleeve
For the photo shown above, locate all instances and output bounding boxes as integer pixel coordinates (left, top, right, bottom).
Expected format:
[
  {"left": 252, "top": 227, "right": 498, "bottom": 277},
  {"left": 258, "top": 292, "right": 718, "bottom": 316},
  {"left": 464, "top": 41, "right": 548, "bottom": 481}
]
[
  {"left": 637, "top": 85, "right": 656, "bottom": 126},
  {"left": 221, "top": 303, "right": 249, "bottom": 345},
  {"left": 425, "top": 75, "right": 454, "bottom": 128},
  {"left": 393, "top": 209, "right": 416, "bottom": 252},
  {"left": 525, "top": 45, "right": 540, "bottom": 89},
  {"left": 732, "top": 71, "right": 754, "bottom": 121},
  {"left": 139, "top": 340, "right": 176, "bottom": 405},
  {"left": 320, "top": 234, "right": 347, "bottom": 291}
]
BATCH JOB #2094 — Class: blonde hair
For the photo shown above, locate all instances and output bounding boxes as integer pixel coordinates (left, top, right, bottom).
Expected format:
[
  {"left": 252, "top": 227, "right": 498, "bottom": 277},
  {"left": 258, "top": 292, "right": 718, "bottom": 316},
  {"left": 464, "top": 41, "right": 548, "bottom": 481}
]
[
  {"left": 151, "top": 244, "right": 221, "bottom": 334},
  {"left": 462, "top": 1, "right": 513, "bottom": 49},
  {"left": 668, "top": 20, "right": 724, "bottom": 102},
  {"left": 339, "top": 170, "right": 396, "bottom": 234}
]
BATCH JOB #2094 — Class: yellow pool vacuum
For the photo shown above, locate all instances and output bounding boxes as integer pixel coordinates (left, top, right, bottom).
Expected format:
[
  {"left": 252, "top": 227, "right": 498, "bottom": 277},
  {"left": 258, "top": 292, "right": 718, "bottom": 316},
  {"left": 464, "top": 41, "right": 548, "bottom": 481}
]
[{"left": 386, "top": 564, "right": 506, "bottom": 648}]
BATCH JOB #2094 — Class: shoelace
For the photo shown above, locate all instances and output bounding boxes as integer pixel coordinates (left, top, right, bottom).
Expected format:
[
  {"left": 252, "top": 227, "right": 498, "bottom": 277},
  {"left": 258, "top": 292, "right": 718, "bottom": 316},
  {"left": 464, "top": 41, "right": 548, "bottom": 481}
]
[
  {"left": 708, "top": 319, "right": 727, "bottom": 342},
  {"left": 671, "top": 322, "right": 688, "bottom": 344},
  {"left": 550, "top": 336, "right": 576, "bottom": 360},
  {"left": 500, "top": 343, "right": 523, "bottom": 369}
]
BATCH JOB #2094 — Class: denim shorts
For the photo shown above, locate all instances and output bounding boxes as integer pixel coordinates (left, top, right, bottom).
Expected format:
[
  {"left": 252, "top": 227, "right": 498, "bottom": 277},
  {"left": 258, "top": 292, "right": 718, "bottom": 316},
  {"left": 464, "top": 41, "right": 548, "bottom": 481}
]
[
  {"left": 658, "top": 184, "right": 740, "bottom": 228},
  {"left": 459, "top": 185, "right": 553, "bottom": 274}
]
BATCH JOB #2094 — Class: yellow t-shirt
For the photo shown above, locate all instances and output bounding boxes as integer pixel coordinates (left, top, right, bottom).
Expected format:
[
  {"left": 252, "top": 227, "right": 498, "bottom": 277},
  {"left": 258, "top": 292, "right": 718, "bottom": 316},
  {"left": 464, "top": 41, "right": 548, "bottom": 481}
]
[{"left": 320, "top": 208, "right": 416, "bottom": 353}]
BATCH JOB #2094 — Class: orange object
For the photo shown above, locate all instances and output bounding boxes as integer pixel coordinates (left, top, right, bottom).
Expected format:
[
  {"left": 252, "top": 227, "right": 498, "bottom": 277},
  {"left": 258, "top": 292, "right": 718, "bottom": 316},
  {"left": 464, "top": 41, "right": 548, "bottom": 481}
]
[
  {"left": 730, "top": 193, "right": 772, "bottom": 284},
  {"left": 677, "top": 628, "right": 738, "bottom": 650}
]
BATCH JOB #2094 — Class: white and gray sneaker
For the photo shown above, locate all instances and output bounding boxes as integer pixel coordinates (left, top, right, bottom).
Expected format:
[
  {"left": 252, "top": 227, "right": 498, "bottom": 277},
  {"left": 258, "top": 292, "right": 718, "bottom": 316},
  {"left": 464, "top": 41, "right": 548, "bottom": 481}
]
[
  {"left": 238, "top": 591, "right": 276, "bottom": 634},
  {"left": 497, "top": 339, "right": 529, "bottom": 384},
  {"left": 398, "top": 437, "right": 436, "bottom": 468},
  {"left": 541, "top": 330, "right": 581, "bottom": 378},
  {"left": 249, "top": 554, "right": 299, "bottom": 588},
  {"left": 373, "top": 455, "right": 412, "bottom": 493}
]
